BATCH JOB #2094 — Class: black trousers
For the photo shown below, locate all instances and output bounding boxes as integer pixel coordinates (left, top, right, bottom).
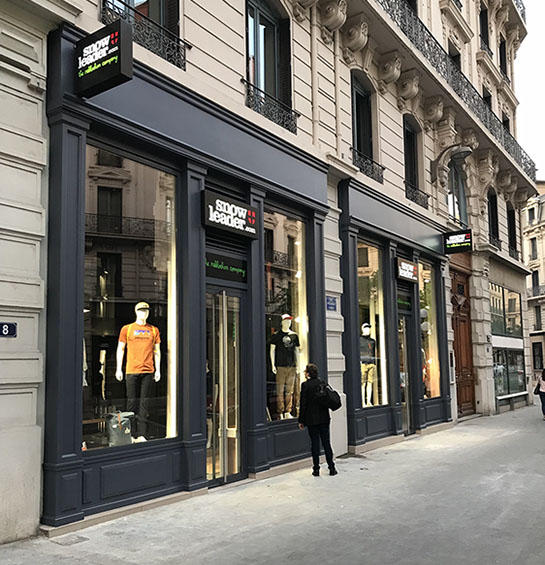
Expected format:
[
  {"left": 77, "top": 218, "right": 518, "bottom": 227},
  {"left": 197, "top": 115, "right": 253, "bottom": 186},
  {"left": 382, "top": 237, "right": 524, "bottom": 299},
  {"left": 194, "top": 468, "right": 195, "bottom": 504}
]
[
  {"left": 126, "top": 373, "right": 154, "bottom": 437},
  {"left": 539, "top": 391, "right": 545, "bottom": 416},
  {"left": 307, "top": 423, "right": 335, "bottom": 471}
]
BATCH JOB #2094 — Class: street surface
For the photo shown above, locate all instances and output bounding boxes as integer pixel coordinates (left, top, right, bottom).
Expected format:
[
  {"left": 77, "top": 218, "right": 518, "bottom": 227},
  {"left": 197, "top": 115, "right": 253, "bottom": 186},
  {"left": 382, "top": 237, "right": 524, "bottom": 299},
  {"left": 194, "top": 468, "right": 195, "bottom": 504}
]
[{"left": 1, "top": 405, "right": 544, "bottom": 565}]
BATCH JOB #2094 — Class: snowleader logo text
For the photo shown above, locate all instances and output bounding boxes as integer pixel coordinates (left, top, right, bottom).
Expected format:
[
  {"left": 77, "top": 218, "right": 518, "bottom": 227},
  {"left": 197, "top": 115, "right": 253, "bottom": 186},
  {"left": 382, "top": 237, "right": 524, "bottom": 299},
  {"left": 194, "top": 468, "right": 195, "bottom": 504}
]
[{"left": 203, "top": 192, "right": 259, "bottom": 239}]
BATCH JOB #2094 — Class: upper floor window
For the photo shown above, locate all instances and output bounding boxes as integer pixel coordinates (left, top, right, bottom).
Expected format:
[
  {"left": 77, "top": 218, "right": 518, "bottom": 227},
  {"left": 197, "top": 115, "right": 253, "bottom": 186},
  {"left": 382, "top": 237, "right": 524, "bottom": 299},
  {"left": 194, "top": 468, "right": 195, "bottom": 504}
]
[
  {"left": 448, "top": 161, "right": 468, "bottom": 226},
  {"left": 448, "top": 41, "right": 461, "bottom": 71},
  {"left": 406, "top": 0, "right": 418, "bottom": 14},
  {"left": 532, "top": 270, "right": 540, "bottom": 289},
  {"left": 247, "top": 0, "right": 291, "bottom": 106},
  {"left": 489, "top": 282, "right": 522, "bottom": 337},
  {"left": 403, "top": 116, "right": 418, "bottom": 187},
  {"left": 507, "top": 203, "right": 517, "bottom": 254},
  {"left": 479, "top": 6, "right": 489, "bottom": 47},
  {"left": 483, "top": 87, "right": 492, "bottom": 110},
  {"left": 502, "top": 113, "right": 510, "bottom": 132},
  {"left": 531, "top": 237, "right": 538, "bottom": 260},
  {"left": 529, "top": 207, "right": 536, "bottom": 223},
  {"left": 352, "top": 77, "right": 373, "bottom": 160},
  {"left": 499, "top": 37, "right": 508, "bottom": 76},
  {"left": 132, "top": 0, "right": 177, "bottom": 33},
  {"left": 488, "top": 188, "right": 500, "bottom": 247},
  {"left": 535, "top": 306, "right": 542, "bottom": 331}
]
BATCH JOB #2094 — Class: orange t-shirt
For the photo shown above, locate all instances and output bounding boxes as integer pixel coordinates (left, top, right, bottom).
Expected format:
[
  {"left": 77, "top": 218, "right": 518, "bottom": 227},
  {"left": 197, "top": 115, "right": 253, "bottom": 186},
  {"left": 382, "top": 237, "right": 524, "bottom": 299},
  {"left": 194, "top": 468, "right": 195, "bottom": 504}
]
[{"left": 119, "top": 323, "right": 160, "bottom": 374}]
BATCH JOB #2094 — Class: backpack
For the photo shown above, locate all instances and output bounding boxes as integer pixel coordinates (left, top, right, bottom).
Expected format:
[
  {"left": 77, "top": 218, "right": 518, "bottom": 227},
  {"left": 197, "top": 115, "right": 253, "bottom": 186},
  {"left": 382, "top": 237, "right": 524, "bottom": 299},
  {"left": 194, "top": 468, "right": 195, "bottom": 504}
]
[{"left": 314, "top": 379, "right": 342, "bottom": 411}]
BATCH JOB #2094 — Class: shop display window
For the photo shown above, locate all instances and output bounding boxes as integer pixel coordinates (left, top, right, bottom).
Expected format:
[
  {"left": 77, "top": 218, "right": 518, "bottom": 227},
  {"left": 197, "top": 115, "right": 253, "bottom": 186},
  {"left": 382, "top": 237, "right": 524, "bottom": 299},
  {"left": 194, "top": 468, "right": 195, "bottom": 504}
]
[
  {"left": 357, "top": 242, "right": 388, "bottom": 407},
  {"left": 493, "top": 348, "right": 525, "bottom": 395},
  {"left": 264, "top": 209, "right": 308, "bottom": 421},
  {"left": 82, "top": 146, "right": 177, "bottom": 450},
  {"left": 419, "top": 262, "right": 440, "bottom": 398}
]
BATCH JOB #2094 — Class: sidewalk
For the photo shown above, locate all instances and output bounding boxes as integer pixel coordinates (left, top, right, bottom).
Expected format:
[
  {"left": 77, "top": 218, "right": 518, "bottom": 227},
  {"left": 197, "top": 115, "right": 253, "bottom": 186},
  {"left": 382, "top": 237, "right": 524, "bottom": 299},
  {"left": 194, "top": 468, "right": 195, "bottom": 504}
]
[{"left": 1, "top": 405, "right": 545, "bottom": 565}]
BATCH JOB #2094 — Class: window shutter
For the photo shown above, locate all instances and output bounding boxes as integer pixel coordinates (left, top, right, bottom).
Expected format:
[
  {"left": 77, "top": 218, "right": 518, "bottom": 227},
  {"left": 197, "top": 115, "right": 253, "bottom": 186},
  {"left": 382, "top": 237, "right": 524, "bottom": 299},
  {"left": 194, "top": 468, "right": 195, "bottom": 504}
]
[
  {"left": 278, "top": 19, "right": 292, "bottom": 108},
  {"left": 165, "top": 0, "right": 180, "bottom": 36}
]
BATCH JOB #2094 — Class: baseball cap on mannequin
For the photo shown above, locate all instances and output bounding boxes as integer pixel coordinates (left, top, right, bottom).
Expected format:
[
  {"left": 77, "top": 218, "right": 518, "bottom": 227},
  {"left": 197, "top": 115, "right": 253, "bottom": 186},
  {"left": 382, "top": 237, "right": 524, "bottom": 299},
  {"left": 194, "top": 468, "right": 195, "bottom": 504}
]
[
  {"left": 281, "top": 314, "right": 293, "bottom": 321},
  {"left": 135, "top": 302, "right": 150, "bottom": 312}
]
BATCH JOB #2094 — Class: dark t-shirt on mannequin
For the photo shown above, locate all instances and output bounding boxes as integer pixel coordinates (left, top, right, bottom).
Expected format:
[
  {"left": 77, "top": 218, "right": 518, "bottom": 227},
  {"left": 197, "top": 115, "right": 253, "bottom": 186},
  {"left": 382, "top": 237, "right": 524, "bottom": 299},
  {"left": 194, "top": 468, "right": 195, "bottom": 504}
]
[
  {"left": 360, "top": 336, "right": 376, "bottom": 364},
  {"left": 271, "top": 331, "right": 300, "bottom": 367}
]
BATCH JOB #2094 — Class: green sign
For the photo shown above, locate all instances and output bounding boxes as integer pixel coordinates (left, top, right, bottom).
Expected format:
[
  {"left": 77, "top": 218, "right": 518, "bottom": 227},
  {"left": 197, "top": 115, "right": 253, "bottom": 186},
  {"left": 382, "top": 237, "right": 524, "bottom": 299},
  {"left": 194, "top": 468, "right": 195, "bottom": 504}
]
[{"left": 206, "top": 253, "right": 247, "bottom": 283}]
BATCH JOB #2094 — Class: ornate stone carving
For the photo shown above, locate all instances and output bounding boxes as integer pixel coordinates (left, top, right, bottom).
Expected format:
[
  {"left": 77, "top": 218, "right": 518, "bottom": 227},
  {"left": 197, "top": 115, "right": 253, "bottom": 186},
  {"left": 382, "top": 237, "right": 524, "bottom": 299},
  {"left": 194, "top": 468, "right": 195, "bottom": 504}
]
[
  {"left": 504, "top": 177, "right": 518, "bottom": 203},
  {"left": 397, "top": 69, "right": 420, "bottom": 110},
  {"left": 377, "top": 51, "right": 401, "bottom": 94},
  {"left": 341, "top": 14, "right": 368, "bottom": 63},
  {"left": 495, "top": 5, "right": 509, "bottom": 31},
  {"left": 424, "top": 96, "right": 444, "bottom": 130},
  {"left": 462, "top": 129, "right": 479, "bottom": 151},
  {"left": 476, "top": 149, "right": 500, "bottom": 210},
  {"left": 320, "top": 0, "right": 347, "bottom": 44},
  {"left": 514, "top": 186, "right": 529, "bottom": 209},
  {"left": 506, "top": 23, "right": 521, "bottom": 53},
  {"left": 436, "top": 107, "right": 458, "bottom": 150},
  {"left": 497, "top": 169, "right": 512, "bottom": 194}
]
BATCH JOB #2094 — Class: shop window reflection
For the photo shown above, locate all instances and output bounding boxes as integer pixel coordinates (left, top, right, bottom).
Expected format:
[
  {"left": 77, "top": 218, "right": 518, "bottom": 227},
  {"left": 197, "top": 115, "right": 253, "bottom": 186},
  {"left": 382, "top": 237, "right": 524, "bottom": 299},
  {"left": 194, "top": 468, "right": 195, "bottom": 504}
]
[
  {"left": 82, "top": 146, "right": 177, "bottom": 450},
  {"left": 357, "top": 242, "right": 388, "bottom": 407},
  {"left": 265, "top": 209, "right": 307, "bottom": 421},
  {"left": 419, "top": 262, "right": 440, "bottom": 398}
]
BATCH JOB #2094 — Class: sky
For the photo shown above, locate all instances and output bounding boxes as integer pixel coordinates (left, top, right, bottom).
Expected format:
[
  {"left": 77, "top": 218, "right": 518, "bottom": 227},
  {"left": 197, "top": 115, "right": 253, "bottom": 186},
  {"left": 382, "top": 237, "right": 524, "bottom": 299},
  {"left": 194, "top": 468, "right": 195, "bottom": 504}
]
[{"left": 515, "top": 0, "right": 545, "bottom": 180}]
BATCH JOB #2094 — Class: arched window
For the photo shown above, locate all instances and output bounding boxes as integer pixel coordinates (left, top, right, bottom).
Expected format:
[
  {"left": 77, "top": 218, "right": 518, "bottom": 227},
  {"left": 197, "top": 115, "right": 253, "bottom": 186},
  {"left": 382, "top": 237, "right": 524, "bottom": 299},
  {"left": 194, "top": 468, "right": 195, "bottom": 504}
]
[
  {"left": 448, "top": 161, "right": 467, "bottom": 226},
  {"left": 488, "top": 188, "right": 500, "bottom": 248},
  {"left": 246, "top": 0, "right": 291, "bottom": 106}
]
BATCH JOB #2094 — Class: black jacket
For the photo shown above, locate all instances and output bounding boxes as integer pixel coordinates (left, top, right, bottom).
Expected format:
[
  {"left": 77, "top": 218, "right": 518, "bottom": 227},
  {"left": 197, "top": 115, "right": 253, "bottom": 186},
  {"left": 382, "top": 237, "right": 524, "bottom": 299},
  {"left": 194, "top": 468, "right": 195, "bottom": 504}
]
[{"left": 299, "top": 377, "right": 330, "bottom": 427}]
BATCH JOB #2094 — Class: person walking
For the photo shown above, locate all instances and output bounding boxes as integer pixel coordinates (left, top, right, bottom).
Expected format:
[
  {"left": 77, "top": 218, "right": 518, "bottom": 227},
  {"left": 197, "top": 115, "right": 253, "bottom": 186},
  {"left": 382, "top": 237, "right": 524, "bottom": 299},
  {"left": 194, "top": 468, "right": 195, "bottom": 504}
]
[
  {"left": 536, "top": 369, "right": 545, "bottom": 420},
  {"left": 298, "top": 363, "right": 337, "bottom": 476}
]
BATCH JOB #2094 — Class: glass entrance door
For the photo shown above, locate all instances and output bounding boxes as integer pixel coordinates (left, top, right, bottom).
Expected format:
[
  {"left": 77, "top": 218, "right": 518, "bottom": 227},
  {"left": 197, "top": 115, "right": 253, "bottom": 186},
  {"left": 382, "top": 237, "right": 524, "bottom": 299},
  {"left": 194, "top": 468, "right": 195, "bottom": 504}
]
[
  {"left": 206, "top": 290, "right": 242, "bottom": 483},
  {"left": 398, "top": 315, "right": 413, "bottom": 435}
]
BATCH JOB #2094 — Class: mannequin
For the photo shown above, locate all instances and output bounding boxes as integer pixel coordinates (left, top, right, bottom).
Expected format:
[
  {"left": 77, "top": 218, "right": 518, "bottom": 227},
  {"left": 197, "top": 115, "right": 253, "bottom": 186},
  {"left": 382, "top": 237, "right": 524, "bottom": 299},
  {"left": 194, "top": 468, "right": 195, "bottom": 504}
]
[
  {"left": 116, "top": 302, "right": 161, "bottom": 442},
  {"left": 270, "top": 314, "right": 301, "bottom": 419},
  {"left": 360, "top": 323, "right": 376, "bottom": 406}
]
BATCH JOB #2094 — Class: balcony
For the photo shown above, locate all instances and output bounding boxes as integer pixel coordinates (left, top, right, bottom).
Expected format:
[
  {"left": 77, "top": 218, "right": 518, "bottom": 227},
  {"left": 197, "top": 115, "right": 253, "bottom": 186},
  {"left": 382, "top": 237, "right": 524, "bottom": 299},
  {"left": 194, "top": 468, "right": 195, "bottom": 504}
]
[
  {"left": 352, "top": 148, "right": 385, "bottom": 183},
  {"left": 375, "top": 0, "right": 536, "bottom": 180},
  {"left": 489, "top": 234, "right": 502, "bottom": 250},
  {"left": 405, "top": 181, "right": 429, "bottom": 209},
  {"left": 86, "top": 213, "right": 171, "bottom": 240},
  {"left": 264, "top": 249, "right": 298, "bottom": 270},
  {"left": 513, "top": 0, "right": 527, "bottom": 22},
  {"left": 529, "top": 286, "right": 545, "bottom": 298},
  {"left": 101, "top": 0, "right": 188, "bottom": 70},
  {"left": 241, "top": 80, "right": 299, "bottom": 134},
  {"left": 480, "top": 37, "right": 493, "bottom": 59},
  {"left": 508, "top": 246, "right": 520, "bottom": 261}
]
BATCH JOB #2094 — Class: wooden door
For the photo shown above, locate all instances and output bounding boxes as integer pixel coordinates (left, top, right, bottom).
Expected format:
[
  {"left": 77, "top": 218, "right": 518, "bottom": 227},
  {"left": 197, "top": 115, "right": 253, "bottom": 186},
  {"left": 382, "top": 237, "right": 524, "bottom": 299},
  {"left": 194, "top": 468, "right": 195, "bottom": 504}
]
[{"left": 451, "top": 270, "right": 475, "bottom": 416}]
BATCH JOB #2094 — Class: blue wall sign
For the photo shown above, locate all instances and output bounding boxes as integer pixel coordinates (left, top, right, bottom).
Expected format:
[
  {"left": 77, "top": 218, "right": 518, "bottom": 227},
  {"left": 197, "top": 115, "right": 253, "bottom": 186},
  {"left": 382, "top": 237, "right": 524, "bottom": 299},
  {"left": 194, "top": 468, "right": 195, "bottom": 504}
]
[
  {"left": 0, "top": 322, "right": 17, "bottom": 338},
  {"left": 326, "top": 296, "right": 337, "bottom": 312}
]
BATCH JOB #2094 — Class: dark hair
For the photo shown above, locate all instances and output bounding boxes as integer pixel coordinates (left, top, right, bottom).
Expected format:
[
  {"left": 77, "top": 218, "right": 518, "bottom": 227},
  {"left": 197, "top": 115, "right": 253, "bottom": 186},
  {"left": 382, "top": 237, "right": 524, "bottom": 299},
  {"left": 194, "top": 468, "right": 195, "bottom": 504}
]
[{"left": 305, "top": 363, "right": 319, "bottom": 379}]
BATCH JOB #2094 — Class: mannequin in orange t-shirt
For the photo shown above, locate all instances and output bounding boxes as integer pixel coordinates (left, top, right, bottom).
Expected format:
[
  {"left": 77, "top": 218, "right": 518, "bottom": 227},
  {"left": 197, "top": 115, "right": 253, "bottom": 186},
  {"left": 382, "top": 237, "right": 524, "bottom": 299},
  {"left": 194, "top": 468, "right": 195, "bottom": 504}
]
[{"left": 116, "top": 302, "right": 161, "bottom": 441}]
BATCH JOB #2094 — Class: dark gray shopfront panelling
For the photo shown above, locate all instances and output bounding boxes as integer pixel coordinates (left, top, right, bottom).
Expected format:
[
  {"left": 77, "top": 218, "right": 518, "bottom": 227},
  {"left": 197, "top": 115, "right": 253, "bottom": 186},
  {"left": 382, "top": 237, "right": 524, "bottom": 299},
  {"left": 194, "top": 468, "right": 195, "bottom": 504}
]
[
  {"left": 339, "top": 179, "right": 451, "bottom": 447},
  {"left": 43, "top": 24, "right": 329, "bottom": 527}
]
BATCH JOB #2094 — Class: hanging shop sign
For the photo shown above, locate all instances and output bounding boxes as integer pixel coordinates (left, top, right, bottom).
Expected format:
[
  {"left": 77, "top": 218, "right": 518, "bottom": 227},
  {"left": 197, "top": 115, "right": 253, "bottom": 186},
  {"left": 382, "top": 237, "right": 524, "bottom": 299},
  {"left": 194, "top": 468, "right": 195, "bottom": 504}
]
[
  {"left": 0, "top": 322, "right": 17, "bottom": 338},
  {"left": 206, "top": 253, "right": 247, "bottom": 283},
  {"left": 75, "top": 19, "right": 133, "bottom": 98},
  {"left": 203, "top": 191, "right": 259, "bottom": 239},
  {"left": 444, "top": 229, "right": 472, "bottom": 254},
  {"left": 397, "top": 258, "right": 418, "bottom": 283}
]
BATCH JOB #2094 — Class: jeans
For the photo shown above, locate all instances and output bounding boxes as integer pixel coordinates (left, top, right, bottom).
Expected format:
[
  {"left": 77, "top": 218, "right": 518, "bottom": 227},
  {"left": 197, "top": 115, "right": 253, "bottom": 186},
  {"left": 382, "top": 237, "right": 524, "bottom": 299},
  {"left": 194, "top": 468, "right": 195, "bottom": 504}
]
[
  {"left": 276, "top": 366, "right": 296, "bottom": 414},
  {"left": 126, "top": 373, "right": 154, "bottom": 437},
  {"left": 539, "top": 391, "right": 545, "bottom": 416},
  {"left": 307, "top": 423, "right": 335, "bottom": 471}
]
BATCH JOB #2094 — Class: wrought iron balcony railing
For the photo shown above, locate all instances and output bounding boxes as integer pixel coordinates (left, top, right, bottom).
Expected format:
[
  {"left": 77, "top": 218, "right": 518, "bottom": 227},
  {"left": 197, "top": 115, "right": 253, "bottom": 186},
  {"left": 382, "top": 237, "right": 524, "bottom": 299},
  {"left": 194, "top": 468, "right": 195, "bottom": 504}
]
[
  {"left": 351, "top": 148, "right": 385, "bottom": 183},
  {"left": 480, "top": 37, "right": 493, "bottom": 59},
  {"left": 241, "top": 79, "right": 299, "bottom": 134},
  {"left": 86, "top": 213, "right": 171, "bottom": 240},
  {"left": 376, "top": 0, "right": 535, "bottom": 180},
  {"left": 529, "top": 286, "right": 545, "bottom": 298},
  {"left": 489, "top": 233, "right": 502, "bottom": 250},
  {"left": 264, "top": 249, "right": 298, "bottom": 269},
  {"left": 405, "top": 181, "right": 429, "bottom": 209},
  {"left": 508, "top": 246, "right": 520, "bottom": 261},
  {"left": 513, "top": 0, "right": 527, "bottom": 22},
  {"left": 101, "top": 0, "right": 188, "bottom": 70}
]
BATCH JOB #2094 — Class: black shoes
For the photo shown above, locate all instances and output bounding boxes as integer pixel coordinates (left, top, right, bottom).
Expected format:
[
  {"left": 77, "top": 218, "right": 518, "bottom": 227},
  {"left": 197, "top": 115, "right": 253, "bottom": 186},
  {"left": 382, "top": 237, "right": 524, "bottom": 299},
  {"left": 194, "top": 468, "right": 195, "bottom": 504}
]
[
  {"left": 312, "top": 470, "right": 320, "bottom": 476},
  {"left": 329, "top": 468, "right": 338, "bottom": 476}
]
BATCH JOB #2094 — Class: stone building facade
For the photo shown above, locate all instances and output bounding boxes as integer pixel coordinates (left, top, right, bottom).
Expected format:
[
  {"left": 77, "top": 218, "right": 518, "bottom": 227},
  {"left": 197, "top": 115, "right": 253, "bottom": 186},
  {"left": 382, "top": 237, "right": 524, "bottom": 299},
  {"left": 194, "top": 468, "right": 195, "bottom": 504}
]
[{"left": 0, "top": 0, "right": 536, "bottom": 542}]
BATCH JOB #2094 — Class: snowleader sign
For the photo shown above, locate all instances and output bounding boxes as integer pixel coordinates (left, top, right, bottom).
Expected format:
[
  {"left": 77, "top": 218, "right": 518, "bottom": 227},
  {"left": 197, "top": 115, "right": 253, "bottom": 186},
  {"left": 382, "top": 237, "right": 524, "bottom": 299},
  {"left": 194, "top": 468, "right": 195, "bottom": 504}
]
[
  {"left": 397, "top": 258, "right": 418, "bottom": 283},
  {"left": 75, "top": 19, "right": 133, "bottom": 98},
  {"left": 203, "top": 191, "right": 259, "bottom": 239},
  {"left": 444, "top": 229, "right": 473, "bottom": 254}
]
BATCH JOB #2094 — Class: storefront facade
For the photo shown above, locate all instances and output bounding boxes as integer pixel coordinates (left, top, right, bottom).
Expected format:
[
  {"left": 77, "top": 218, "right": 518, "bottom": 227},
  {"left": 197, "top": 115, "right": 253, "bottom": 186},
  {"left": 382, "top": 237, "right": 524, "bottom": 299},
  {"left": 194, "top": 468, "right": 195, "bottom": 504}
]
[
  {"left": 339, "top": 179, "right": 452, "bottom": 449},
  {"left": 43, "top": 24, "right": 329, "bottom": 526}
]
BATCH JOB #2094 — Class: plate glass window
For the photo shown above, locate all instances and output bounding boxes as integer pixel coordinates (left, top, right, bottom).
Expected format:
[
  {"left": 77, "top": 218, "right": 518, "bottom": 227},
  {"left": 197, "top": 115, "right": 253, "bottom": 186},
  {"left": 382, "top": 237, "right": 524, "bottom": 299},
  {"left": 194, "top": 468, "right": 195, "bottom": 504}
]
[
  {"left": 83, "top": 146, "right": 177, "bottom": 450},
  {"left": 419, "top": 262, "right": 440, "bottom": 398},
  {"left": 265, "top": 209, "right": 307, "bottom": 421},
  {"left": 357, "top": 242, "right": 388, "bottom": 407}
]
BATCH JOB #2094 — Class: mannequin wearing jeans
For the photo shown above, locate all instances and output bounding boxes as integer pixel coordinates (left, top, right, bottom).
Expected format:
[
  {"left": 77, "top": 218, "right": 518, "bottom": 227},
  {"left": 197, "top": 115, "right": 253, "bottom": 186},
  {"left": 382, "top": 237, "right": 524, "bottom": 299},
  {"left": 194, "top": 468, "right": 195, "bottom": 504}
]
[{"left": 116, "top": 302, "right": 161, "bottom": 441}]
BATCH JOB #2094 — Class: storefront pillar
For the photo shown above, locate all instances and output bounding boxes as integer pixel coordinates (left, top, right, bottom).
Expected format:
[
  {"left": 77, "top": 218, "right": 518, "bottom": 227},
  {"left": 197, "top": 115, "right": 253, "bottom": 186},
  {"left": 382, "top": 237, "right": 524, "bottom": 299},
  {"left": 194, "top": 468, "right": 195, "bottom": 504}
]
[
  {"left": 43, "top": 110, "right": 90, "bottom": 526},
  {"left": 437, "top": 258, "right": 453, "bottom": 420},
  {"left": 247, "top": 185, "right": 269, "bottom": 474},
  {"left": 179, "top": 160, "right": 208, "bottom": 490}
]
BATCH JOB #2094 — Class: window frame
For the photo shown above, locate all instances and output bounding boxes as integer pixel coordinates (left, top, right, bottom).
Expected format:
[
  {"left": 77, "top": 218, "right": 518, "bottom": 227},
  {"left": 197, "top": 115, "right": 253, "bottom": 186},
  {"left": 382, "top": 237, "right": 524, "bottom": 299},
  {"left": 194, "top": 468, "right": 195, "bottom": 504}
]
[
  {"left": 403, "top": 116, "right": 419, "bottom": 188},
  {"left": 448, "top": 161, "right": 468, "bottom": 226},
  {"left": 533, "top": 342, "right": 543, "bottom": 371},
  {"left": 487, "top": 188, "right": 499, "bottom": 240},
  {"left": 489, "top": 282, "right": 523, "bottom": 337},
  {"left": 352, "top": 77, "right": 373, "bottom": 160}
]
